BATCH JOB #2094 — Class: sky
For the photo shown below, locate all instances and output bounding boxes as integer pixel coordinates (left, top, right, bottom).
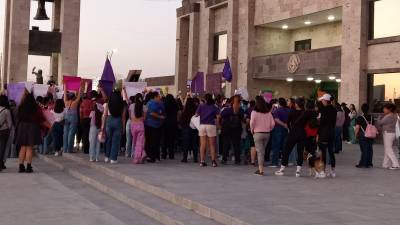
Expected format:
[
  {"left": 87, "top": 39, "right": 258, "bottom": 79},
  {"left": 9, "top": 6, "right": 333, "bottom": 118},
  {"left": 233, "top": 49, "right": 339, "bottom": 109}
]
[{"left": 0, "top": 0, "right": 181, "bottom": 82}]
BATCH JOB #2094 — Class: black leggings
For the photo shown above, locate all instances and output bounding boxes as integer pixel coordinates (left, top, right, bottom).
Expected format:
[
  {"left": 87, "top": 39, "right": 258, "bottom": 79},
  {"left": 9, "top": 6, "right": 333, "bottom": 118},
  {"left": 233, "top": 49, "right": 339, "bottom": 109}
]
[
  {"left": 304, "top": 136, "right": 318, "bottom": 168},
  {"left": 318, "top": 141, "right": 336, "bottom": 168},
  {"left": 221, "top": 130, "right": 242, "bottom": 163},
  {"left": 281, "top": 135, "right": 304, "bottom": 167}
]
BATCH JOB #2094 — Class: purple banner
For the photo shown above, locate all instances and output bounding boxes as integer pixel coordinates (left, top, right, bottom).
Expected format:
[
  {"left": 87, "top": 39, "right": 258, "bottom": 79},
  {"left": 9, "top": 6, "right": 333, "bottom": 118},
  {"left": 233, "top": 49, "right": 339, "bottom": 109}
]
[
  {"left": 8, "top": 83, "right": 26, "bottom": 105},
  {"left": 191, "top": 72, "right": 204, "bottom": 94},
  {"left": 206, "top": 73, "right": 222, "bottom": 95}
]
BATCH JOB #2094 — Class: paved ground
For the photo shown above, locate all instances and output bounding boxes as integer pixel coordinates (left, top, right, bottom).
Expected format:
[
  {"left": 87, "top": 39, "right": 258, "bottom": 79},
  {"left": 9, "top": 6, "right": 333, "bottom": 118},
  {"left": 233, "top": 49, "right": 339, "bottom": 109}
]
[{"left": 1, "top": 143, "right": 400, "bottom": 225}]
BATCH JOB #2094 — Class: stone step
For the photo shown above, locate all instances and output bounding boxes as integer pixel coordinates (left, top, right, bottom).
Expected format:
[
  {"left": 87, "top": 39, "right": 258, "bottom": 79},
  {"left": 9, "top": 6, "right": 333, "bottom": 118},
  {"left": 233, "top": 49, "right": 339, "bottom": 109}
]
[
  {"left": 34, "top": 160, "right": 161, "bottom": 225},
  {"left": 39, "top": 155, "right": 221, "bottom": 225},
  {"left": 60, "top": 153, "right": 250, "bottom": 225}
]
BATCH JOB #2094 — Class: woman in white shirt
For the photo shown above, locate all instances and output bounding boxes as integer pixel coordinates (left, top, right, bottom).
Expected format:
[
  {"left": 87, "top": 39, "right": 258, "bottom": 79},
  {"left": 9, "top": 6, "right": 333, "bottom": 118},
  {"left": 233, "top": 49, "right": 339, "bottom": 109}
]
[{"left": 52, "top": 99, "right": 65, "bottom": 156}]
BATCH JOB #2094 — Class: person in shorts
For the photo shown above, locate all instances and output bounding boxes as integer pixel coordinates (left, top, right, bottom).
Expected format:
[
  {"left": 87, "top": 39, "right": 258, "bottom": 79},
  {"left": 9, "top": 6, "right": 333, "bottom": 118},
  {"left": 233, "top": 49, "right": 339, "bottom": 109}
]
[{"left": 196, "top": 93, "right": 220, "bottom": 167}]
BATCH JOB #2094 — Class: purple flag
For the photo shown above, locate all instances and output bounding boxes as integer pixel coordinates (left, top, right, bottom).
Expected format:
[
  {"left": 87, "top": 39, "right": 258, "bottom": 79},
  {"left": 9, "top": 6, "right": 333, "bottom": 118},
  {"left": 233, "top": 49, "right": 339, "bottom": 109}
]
[
  {"left": 222, "top": 58, "right": 233, "bottom": 82},
  {"left": 191, "top": 72, "right": 204, "bottom": 94},
  {"left": 101, "top": 57, "right": 116, "bottom": 82},
  {"left": 8, "top": 83, "right": 26, "bottom": 105}
]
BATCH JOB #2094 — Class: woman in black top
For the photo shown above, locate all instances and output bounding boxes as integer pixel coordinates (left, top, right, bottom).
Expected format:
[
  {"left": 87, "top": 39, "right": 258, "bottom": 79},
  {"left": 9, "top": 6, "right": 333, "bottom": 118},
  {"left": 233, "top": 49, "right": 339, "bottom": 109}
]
[
  {"left": 275, "top": 98, "right": 310, "bottom": 177},
  {"left": 180, "top": 97, "right": 199, "bottom": 163},
  {"left": 355, "top": 103, "right": 374, "bottom": 168},
  {"left": 162, "top": 94, "right": 179, "bottom": 160}
]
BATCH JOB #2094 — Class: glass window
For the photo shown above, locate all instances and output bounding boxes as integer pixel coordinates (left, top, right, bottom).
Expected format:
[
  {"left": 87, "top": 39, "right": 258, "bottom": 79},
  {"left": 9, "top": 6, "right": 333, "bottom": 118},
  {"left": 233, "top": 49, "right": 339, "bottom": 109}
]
[
  {"left": 213, "top": 33, "right": 227, "bottom": 61},
  {"left": 294, "top": 39, "right": 311, "bottom": 51},
  {"left": 369, "top": 73, "right": 400, "bottom": 112},
  {"left": 371, "top": 0, "right": 400, "bottom": 39}
]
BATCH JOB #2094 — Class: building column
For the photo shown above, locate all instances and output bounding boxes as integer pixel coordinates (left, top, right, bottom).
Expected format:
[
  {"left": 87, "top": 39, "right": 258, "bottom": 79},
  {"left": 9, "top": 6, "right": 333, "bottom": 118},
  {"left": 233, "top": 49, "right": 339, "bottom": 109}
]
[
  {"left": 58, "top": 0, "right": 80, "bottom": 83},
  {"left": 174, "top": 16, "right": 190, "bottom": 95},
  {"left": 237, "top": 0, "right": 256, "bottom": 98},
  {"left": 50, "top": 0, "right": 61, "bottom": 83},
  {"left": 225, "top": 0, "right": 239, "bottom": 97},
  {"left": 340, "top": 0, "right": 369, "bottom": 108},
  {"left": 1, "top": 0, "right": 11, "bottom": 88},
  {"left": 188, "top": 12, "right": 200, "bottom": 83},
  {"left": 6, "top": 0, "right": 31, "bottom": 83}
]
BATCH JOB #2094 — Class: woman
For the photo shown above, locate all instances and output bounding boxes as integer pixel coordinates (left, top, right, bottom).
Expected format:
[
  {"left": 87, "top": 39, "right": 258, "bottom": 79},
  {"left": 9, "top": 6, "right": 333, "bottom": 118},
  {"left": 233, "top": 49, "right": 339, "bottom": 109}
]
[
  {"left": 220, "top": 95, "right": 244, "bottom": 165},
  {"left": 15, "top": 91, "right": 50, "bottom": 173},
  {"left": 376, "top": 103, "right": 399, "bottom": 169},
  {"left": 250, "top": 96, "right": 275, "bottom": 175},
  {"left": 52, "top": 99, "right": 65, "bottom": 157},
  {"left": 63, "top": 84, "right": 81, "bottom": 153},
  {"left": 275, "top": 98, "right": 309, "bottom": 177},
  {"left": 180, "top": 97, "right": 199, "bottom": 163},
  {"left": 303, "top": 100, "right": 319, "bottom": 172},
  {"left": 89, "top": 95, "right": 103, "bottom": 162},
  {"left": 162, "top": 94, "right": 179, "bottom": 160},
  {"left": 131, "top": 94, "right": 146, "bottom": 164},
  {"left": 102, "top": 91, "right": 125, "bottom": 164},
  {"left": 144, "top": 92, "right": 165, "bottom": 163},
  {"left": 196, "top": 93, "right": 220, "bottom": 167},
  {"left": 246, "top": 100, "right": 256, "bottom": 165},
  {"left": 348, "top": 104, "right": 357, "bottom": 144},
  {"left": 355, "top": 104, "right": 374, "bottom": 168},
  {"left": 0, "top": 95, "right": 12, "bottom": 171},
  {"left": 334, "top": 105, "right": 345, "bottom": 153}
]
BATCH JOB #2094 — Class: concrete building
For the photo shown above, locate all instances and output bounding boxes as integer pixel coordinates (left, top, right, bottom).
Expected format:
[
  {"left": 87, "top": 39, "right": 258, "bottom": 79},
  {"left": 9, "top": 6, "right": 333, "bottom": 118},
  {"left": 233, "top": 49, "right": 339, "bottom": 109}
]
[
  {"left": 2, "top": 0, "right": 80, "bottom": 85},
  {"left": 144, "top": 75, "right": 176, "bottom": 95},
  {"left": 175, "top": 0, "right": 400, "bottom": 108}
]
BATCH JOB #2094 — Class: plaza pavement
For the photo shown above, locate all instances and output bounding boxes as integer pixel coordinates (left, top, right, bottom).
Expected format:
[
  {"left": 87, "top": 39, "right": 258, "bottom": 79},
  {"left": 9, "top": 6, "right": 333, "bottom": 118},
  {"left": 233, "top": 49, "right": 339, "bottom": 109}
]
[{"left": 1, "top": 143, "right": 400, "bottom": 225}]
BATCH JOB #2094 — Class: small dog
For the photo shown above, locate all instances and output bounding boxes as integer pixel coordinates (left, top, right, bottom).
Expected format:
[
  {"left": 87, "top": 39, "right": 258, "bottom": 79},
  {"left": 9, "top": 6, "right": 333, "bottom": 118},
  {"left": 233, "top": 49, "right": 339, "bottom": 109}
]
[{"left": 305, "top": 150, "right": 326, "bottom": 178}]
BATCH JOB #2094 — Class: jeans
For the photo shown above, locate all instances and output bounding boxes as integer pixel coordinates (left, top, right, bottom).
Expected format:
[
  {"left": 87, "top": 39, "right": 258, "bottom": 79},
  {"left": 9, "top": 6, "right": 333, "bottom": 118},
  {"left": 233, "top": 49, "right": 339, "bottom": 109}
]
[
  {"left": 270, "top": 126, "right": 288, "bottom": 166},
  {"left": 125, "top": 119, "right": 132, "bottom": 157},
  {"left": 80, "top": 118, "right": 91, "bottom": 154},
  {"left": 253, "top": 132, "right": 271, "bottom": 167},
  {"left": 105, "top": 116, "right": 122, "bottom": 161},
  {"left": 89, "top": 126, "right": 101, "bottom": 160},
  {"left": 334, "top": 127, "right": 343, "bottom": 153},
  {"left": 358, "top": 132, "right": 373, "bottom": 167},
  {"left": 40, "top": 133, "right": 53, "bottom": 154},
  {"left": 181, "top": 126, "right": 199, "bottom": 162},
  {"left": 52, "top": 122, "right": 64, "bottom": 152},
  {"left": 63, "top": 113, "right": 78, "bottom": 153},
  {"left": 131, "top": 121, "right": 145, "bottom": 163},
  {"left": 221, "top": 129, "right": 242, "bottom": 163},
  {"left": 382, "top": 131, "right": 399, "bottom": 168}
]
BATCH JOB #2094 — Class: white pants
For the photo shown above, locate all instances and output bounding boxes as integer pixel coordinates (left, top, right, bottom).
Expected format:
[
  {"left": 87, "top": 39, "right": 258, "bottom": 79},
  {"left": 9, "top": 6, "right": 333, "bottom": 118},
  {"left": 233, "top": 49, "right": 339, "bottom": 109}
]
[{"left": 383, "top": 132, "right": 400, "bottom": 168}]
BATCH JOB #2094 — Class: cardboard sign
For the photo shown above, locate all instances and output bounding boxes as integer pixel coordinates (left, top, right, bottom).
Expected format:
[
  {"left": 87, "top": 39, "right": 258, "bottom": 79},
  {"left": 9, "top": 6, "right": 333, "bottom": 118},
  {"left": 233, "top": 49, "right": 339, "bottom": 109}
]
[
  {"left": 263, "top": 92, "right": 273, "bottom": 103},
  {"left": 124, "top": 82, "right": 147, "bottom": 97},
  {"left": 33, "top": 84, "right": 49, "bottom": 99},
  {"left": 63, "top": 75, "right": 81, "bottom": 92}
]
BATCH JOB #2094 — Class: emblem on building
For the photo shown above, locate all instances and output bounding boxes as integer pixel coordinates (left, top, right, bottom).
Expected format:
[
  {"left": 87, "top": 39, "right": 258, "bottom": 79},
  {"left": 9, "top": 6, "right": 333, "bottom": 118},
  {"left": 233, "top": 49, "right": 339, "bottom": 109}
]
[{"left": 287, "top": 54, "right": 301, "bottom": 74}]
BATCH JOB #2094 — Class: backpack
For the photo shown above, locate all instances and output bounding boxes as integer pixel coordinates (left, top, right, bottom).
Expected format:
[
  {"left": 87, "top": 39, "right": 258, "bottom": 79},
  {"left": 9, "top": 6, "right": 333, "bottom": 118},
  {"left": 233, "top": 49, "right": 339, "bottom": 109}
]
[{"left": 361, "top": 116, "right": 378, "bottom": 139}]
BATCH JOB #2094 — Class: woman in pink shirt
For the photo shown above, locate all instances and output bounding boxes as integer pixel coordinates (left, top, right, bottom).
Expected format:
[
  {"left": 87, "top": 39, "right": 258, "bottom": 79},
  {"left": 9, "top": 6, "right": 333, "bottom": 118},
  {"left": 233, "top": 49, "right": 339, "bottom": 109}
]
[{"left": 250, "top": 96, "right": 275, "bottom": 176}]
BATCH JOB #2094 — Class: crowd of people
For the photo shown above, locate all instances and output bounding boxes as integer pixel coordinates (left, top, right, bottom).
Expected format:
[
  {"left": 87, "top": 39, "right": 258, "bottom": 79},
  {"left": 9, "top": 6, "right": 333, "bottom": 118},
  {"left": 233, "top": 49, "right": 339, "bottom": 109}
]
[{"left": 0, "top": 81, "right": 399, "bottom": 178}]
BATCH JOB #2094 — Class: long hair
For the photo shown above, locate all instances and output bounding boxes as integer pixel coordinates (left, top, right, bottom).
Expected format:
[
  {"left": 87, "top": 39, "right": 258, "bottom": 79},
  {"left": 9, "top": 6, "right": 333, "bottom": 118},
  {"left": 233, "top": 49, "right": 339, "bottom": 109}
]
[
  {"left": 164, "top": 94, "right": 178, "bottom": 118},
  {"left": 231, "top": 95, "right": 241, "bottom": 113},
  {"left": 18, "top": 93, "right": 39, "bottom": 121},
  {"left": 254, "top": 96, "right": 269, "bottom": 114},
  {"left": 134, "top": 94, "right": 144, "bottom": 118},
  {"left": 204, "top": 93, "right": 215, "bottom": 105},
  {"left": 108, "top": 91, "right": 124, "bottom": 117},
  {"left": 0, "top": 95, "right": 10, "bottom": 109},
  {"left": 54, "top": 99, "right": 65, "bottom": 114},
  {"left": 180, "top": 97, "right": 197, "bottom": 126}
]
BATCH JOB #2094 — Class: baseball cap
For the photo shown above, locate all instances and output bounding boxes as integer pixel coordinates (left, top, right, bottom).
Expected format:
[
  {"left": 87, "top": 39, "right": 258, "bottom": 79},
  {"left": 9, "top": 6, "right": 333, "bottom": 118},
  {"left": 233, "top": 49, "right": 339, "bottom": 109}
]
[{"left": 318, "top": 93, "right": 332, "bottom": 101}]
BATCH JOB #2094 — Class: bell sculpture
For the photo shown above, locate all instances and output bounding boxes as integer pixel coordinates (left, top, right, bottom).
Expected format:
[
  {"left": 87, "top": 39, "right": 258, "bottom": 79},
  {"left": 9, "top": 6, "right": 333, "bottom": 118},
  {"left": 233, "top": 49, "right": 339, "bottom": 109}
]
[{"left": 33, "top": 0, "right": 50, "bottom": 20}]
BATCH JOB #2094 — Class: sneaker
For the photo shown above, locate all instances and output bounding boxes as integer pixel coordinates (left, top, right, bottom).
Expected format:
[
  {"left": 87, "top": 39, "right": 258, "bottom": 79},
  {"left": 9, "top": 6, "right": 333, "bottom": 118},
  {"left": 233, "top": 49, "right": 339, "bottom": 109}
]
[
  {"left": 295, "top": 171, "right": 301, "bottom": 177},
  {"left": 389, "top": 167, "right": 399, "bottom": 170},
  {"left": 104, "top": 157, "right": 109, "bottom": 163},
  {"left": 212, "top": 160, "right": 218, "bottom": 167},
  {"left": 254, "top": 170, "right": 264, "bottom": 176},
  {"left": 89, "top": 158, "right": 94, "bottom": 162},
  {"left": 330, "top": 169, "right": 336, "bottom": 178},
  {"left": 275, "top": 170, "right": 284, "bottom": 176},
  {"left": 110, "top": 160, "right": 118, "bottom": 164},
  {"left": 200, "top": 162, "right": 207, "bottom": 167},
  {"left": 317, "top": 171, "right": 327, "bottom": 179},
  {"left": 54, "top": 151, "right": 59, "bottom": 157},
  {"left": 95, "top": 158, "right": 99, "bottom": 162}
]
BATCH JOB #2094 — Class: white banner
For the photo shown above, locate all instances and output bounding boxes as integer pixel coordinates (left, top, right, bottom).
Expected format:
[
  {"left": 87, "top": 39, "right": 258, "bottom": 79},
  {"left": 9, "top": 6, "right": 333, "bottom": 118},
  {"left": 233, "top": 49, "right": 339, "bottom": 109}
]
[
  {"left": 124, "top": 82, "right": 147, "bottom": 97},
  {"left": 33, "top": 84, "right": 49, "bottom": 99}
]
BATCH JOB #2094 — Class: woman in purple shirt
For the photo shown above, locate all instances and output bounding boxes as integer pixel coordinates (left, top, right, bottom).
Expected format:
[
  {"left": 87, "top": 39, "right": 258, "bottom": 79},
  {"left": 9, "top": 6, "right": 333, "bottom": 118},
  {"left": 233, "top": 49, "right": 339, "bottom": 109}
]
[{"left": 196, "top": 93, "right": 220, "bottom": 167}]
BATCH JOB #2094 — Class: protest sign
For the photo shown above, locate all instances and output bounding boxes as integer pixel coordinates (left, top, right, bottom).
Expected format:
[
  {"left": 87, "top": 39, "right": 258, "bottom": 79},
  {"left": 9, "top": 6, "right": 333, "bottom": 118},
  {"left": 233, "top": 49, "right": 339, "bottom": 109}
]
[
  {"left": 8, "top": 83, "right": 26, "bottom": 105},
  {"left": 124, "top": 82, "right": 147, "bottom": 97},
  {"left": 33, "top": 84, "right": 49, "bottom": 99},
  {"left": 63, "top": 75, "right": 81, "bottom": 92}
]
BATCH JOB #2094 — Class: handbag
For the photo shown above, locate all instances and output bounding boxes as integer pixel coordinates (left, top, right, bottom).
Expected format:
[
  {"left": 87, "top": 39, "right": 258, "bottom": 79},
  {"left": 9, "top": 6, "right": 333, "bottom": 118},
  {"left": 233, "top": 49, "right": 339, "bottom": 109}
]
[
  {"left": 395, "top": 115, "right": 400, "bottom": 139},
  {"left": 361, "top": 115, "right": 378, "bottom": 139},
  {"left": 98, "top": 129, "right": 106, "bottom": 143}
]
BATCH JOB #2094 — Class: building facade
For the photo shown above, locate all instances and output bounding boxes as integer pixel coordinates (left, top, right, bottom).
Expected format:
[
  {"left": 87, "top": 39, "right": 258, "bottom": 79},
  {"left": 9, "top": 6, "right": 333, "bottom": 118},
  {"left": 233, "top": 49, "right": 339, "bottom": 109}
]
[{"left": 175, "top": 0, "right": 400, "bottom": 110}]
